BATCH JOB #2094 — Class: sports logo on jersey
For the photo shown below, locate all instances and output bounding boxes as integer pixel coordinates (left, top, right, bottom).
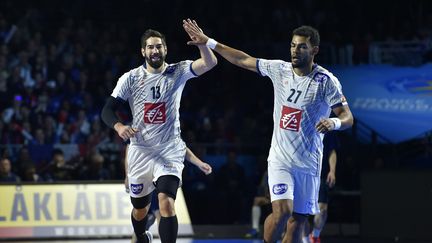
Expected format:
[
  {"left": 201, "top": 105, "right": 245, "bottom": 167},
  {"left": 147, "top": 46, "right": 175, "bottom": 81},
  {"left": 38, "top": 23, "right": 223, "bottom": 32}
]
[
  {"left": 313, "top": 72, "right": 329, "bottom": 83},
  {"left": 272, "top": 183, "right": 288, "bottom": 195},
  {"left": 130, "top": 183, "right": 143, "bottom": 195},
  {"left": 144, "top": 102, "right": 166, "bottom": 124},
  {"left": 164, "top": 65, "right": 177, "bottom": 74},
  {"left": 280, "top": 106, "right": 302, "bottom": 131}
]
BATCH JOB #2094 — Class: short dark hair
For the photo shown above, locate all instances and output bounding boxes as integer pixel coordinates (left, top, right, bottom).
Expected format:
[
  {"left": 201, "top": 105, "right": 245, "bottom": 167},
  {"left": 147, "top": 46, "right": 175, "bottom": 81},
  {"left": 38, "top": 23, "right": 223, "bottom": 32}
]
[
  {"left": 141, "top": 29, "right": 166, "bottom": 48},
  {"left": 292, "top": 26, "right": 320, "bottom": 47}
]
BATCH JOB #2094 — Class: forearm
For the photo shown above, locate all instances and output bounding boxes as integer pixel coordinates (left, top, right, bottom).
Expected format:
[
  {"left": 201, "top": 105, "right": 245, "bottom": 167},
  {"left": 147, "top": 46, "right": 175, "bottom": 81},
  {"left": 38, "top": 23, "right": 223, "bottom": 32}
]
[
  {"left": 198, "top": 45, "right": 217, "bottom": 68},
  {"left": 328, "top": 150, "right": 337, "bottom": 174},
  {"left": 332, "top": 106, "right": 354, "bottom": 130},
  {"left": 101, "top": 97, "right": 122, "bottom": 129},
  {"left": 338, "top": 110, "right": 354, "bottom": 130},
  {"left": 185, "top": 147, "right": 203, "bottom": 166},
  {"left": 213, "top": 42, "right": 257, "bottom": 72}
]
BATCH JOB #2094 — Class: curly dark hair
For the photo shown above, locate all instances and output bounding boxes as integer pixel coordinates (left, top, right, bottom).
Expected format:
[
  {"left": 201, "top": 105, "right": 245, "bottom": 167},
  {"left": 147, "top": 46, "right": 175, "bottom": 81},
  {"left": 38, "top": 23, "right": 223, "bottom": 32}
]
[
  {"left": 292, "top": 26, "right": 320, "bottom": 47},
  {"left": 140, "top": 29, "right": 167, "bottom": 48}
]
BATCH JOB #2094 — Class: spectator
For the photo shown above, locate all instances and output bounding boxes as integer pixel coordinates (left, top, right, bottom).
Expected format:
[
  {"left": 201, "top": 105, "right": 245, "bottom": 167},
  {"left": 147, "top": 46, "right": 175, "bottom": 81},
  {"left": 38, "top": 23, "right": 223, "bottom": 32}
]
[
  {"left": 0, "top": 157, "right": 20, "bottom": 182},
  {"left": 42, "top": 148, "right": 77, "bottom": 181},
  {"left": 78, "top": 151, "right": 111, "bottom": 181},
  {"left": 21, "top": 163, "right": 43, "bottom": 182}
]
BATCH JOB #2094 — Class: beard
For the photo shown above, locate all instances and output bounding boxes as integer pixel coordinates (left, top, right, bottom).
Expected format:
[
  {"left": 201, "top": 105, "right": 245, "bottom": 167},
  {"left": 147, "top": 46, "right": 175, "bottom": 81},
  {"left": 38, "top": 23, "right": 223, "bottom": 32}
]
[
  {"left": 291, "top": 56, "right": 308, "bottom": 68},
  {"left": 145, "top": 54, "right": 165, "bottom": 69}
]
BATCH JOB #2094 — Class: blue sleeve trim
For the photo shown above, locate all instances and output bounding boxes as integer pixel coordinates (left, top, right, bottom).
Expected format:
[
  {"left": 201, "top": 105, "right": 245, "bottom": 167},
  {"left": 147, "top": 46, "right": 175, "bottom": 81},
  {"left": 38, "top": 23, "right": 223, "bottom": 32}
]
[
  {"left": 189, "top": 62, "right": 198, "bottom": 77},
  {"left": 330, "top": 103, "right": 344, "bottom": 109},
  {"left": 256, "top": 59, "right": 264, "bottom": 76}
]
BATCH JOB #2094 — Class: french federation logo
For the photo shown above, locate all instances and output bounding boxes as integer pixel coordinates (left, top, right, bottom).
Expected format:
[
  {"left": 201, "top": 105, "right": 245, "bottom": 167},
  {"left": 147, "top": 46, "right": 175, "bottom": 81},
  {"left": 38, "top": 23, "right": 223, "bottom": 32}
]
[
  {"left": 144, "top": 102, "right": 166, "bottom": 124},
  {"left": 130, "top": 183, "right": 143, "bottom": 195},
  {"left": 280, "top": 106, "right": 302, "bottom": 131},
  {"left": 273, "top": 183, "right": 288, "bottom": 195}
]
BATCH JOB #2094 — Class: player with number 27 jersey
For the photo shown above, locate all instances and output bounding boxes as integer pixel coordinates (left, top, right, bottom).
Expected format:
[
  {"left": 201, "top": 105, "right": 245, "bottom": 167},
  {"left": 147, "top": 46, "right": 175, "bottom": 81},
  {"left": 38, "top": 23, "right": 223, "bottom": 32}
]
[{"left": 257, "top": 59, "right": 347, "bottom": 177}]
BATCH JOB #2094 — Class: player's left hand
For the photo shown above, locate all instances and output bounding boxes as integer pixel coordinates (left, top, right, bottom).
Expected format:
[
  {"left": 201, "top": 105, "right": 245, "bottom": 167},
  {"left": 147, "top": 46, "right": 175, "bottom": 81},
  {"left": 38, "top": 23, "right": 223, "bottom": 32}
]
[
  {"left": 199, "top": 162, "right": 212, "bottom": 175},
  {"left": 315, "top": 118, "right": 335, "bottom": 133},
  {"left": 183, "top": 18, "right": 209, "bottom": 46}
]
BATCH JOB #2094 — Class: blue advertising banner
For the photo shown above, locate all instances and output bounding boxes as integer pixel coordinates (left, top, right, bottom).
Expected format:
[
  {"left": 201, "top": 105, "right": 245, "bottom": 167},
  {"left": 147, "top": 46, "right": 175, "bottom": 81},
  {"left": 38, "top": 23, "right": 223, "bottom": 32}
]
[{"left": 332, "top": 64, "right": 432, "bottom": 143}]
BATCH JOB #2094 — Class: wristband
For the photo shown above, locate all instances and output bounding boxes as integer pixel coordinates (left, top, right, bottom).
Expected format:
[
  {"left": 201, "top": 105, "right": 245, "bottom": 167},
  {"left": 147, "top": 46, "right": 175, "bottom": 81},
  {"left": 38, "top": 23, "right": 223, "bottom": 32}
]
[
  {"left": 329, "top": 118, "right": 342, "bottom": 130},
  {"left": 206, "top": 38, "right": 218, "bottom": 50}
]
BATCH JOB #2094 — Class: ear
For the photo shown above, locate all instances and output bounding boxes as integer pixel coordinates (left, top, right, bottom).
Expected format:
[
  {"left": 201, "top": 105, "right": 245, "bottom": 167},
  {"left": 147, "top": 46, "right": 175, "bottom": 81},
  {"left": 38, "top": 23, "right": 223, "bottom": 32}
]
[
  {"left": 141, "top": 48, "right": 145, "bottom": 57},
  {"left": 312, "top": 46, "right": 319, "bottom": 55}
]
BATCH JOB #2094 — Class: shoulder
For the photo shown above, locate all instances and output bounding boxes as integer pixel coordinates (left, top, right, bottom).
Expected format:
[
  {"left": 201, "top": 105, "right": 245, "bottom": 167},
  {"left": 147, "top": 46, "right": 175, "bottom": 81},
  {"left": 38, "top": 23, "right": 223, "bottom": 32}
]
[
  {"left": 128, "top": 66, "right": 145, "bottom": 78},
  {"left": 117, "top": 66, "right": 145, "bottom": 85},
  {"left": 259, "top": 59, "right": 289, "bottom": 68},
  {"left": 258, "top": 59, "right": 291, "bottom": 75},
  {"left": 312, "top": 65, "right": 339, "bottom": 84},
  {"left": 164, "top": 61, "right": 193, "bottom": 74}
]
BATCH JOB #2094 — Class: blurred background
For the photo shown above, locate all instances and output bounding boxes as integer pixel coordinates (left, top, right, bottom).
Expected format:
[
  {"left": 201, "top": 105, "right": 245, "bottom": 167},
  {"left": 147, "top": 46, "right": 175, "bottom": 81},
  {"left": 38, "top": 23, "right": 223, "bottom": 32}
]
[{"left": 0, "top": 0, "right": 431, "bottom": 242}]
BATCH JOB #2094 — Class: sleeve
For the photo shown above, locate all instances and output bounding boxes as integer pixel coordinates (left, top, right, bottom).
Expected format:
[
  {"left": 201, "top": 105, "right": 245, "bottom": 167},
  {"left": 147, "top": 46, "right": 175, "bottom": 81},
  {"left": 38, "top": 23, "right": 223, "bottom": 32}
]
[
  {"left": 256, "top": 59, "right": 286, "bottom": 79},
  {"left": 101, "top": 96, "right": 126, "bottom": 129},
  {"left": 182, "top": 60, "right": 198, "bottom": 79},
  {"left": 324, "top": 75, "right": 349, "bottom": 109},
  {"left": 111, "top": 72, "right": 131, "bottom": 100},
  {"left": 257, "top": 58, "right": 272, "bottom": 77}
]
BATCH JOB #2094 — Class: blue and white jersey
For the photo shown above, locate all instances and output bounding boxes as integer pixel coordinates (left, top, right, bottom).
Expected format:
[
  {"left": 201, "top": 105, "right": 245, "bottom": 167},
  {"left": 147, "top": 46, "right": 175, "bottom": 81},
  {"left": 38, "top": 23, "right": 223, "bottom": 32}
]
[
  {"left": 111, "top": 60, "right": 197, "bottom": 146},
  {"left": 257, "top": 59, "right": 348, "bottom": 176}
]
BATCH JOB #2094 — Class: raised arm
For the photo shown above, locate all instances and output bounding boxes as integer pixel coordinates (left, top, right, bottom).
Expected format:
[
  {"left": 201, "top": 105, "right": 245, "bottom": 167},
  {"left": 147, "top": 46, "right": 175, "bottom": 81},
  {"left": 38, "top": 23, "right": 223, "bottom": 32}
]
[
  {"left": 183, "top": 19, "right": 217, "bottom": 76},
  {"left": 183, "top": 19, "right": 258, "bottom": 73}
]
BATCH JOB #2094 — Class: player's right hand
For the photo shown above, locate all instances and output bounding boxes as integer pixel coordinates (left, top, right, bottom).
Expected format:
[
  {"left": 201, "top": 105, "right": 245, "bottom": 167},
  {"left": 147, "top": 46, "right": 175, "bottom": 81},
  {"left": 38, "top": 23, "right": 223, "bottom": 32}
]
[{"left": 114, "top": 123, "right": 138, "bottom": 141}]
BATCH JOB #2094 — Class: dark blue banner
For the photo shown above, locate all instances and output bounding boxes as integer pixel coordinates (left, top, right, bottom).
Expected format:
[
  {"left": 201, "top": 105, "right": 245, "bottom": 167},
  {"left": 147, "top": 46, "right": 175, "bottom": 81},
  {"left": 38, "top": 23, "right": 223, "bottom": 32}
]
[{"left": 333, "top": 64, "right": 432, "bottom": 143}]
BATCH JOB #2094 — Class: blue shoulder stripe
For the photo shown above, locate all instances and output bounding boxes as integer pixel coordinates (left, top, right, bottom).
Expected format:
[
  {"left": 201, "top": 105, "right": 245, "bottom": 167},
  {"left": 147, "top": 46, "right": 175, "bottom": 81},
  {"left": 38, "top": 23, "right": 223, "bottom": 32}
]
[
  {"left": 189, "top": 62, "right": 198, "bottom": 77},
  {"left": 256, "top": 59, "right": 264, "bottom": 76}
]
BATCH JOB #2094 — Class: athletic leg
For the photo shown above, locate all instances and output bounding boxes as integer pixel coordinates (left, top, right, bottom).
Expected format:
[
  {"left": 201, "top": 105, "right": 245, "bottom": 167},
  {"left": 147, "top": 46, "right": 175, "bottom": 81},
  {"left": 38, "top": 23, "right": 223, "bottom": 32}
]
[
  {"left": 156, "top": 175, "right": 180, "bottom": 243},
  {"left": 263, "top": 199, "right": 292, "bottom": 243}
]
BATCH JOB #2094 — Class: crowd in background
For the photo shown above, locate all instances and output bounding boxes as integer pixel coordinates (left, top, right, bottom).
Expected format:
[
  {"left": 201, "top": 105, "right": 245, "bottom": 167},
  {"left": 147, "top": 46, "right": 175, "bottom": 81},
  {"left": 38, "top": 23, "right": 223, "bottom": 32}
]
[{"left": 1, "top": 0, "right": 432, "bottom": 224}]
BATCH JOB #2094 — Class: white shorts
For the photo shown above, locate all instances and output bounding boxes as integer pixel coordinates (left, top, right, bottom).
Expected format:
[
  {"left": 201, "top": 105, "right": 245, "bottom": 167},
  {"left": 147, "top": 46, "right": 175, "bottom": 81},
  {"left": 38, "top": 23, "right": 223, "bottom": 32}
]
[
  {"left": 127, "top": 137, "right": 186, "bottom": 198},
  {"left": 268, "top": 162, "right": 320, "bottom": 215}
]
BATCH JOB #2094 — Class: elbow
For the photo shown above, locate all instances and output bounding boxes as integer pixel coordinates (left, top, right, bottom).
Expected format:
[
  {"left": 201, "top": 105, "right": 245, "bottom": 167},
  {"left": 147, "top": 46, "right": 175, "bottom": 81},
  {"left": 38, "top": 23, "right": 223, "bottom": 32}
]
[
  {"left": 346, "top": 116, "right": 354, "bottom": 128},
  {"left": 209, "top": 56, "right": 218, "bottom": 69},
  {"left": 203, "top": 57, "right": 217, "bottom": 72}
]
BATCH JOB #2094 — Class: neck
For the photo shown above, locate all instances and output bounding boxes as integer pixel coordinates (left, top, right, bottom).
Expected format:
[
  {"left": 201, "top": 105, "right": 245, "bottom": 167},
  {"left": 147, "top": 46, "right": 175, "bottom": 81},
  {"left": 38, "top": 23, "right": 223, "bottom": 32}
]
[
  {"left": 145, "top": 62, "right": 166, "bottom": 74},
  {"left": 293, "top": 62, "right": 314, "bottom": 76}
]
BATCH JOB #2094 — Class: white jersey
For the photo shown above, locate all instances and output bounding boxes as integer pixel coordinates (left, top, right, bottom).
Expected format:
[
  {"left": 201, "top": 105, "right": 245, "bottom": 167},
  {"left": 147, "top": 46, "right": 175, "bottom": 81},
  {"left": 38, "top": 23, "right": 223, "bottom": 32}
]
[
  {"left": 111, "top": 60, "right": 197, "bottom": 146},
  {"left": 257, "top": 59, "right": 348, "bottom": 176}
]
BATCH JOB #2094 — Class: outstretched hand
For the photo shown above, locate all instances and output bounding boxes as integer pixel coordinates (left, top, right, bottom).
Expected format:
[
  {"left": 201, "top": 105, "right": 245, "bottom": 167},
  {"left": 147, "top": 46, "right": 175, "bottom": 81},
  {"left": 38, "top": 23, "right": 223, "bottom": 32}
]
[{"left": 183, "top": 18, "right": 209, "bottom": 46}]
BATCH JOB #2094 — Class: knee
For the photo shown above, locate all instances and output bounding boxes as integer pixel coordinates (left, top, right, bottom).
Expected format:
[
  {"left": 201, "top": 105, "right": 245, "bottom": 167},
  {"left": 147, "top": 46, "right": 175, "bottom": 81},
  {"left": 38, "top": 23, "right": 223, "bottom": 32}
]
[
  {"left": 254, "top": 197, "right": 267, "bottom": 206},
  {"left": 272, "top": 208, "right": 291, "bottom": 224},
  {"left": 158, "top": 193, "right": 176, "bottom": 217},
  {"left": 288, "top": 213, "right": 308, "bottom": 230},
  {"left": 319, "top": 207, "right": 328, "bottom": 216},
  {"left": 133, "top": 206, "right": 150, "bottom": 221},
  {"left": 319, "top": 203, "right": 328, "bottom": 216}
]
